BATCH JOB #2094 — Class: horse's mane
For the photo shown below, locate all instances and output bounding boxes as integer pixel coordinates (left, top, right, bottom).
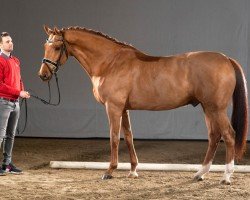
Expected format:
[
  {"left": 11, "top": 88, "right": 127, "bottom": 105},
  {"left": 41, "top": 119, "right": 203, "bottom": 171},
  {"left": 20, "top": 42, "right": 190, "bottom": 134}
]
[{"left": 61, "top": 26, "right": 135, "bottom": 49}]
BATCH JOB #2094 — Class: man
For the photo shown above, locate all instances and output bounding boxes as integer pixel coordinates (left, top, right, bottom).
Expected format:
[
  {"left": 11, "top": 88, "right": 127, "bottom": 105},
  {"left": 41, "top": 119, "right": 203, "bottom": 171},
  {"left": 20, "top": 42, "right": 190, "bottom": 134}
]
[{"left": 0, "top": 32, "right": 30, "bottom": 175}]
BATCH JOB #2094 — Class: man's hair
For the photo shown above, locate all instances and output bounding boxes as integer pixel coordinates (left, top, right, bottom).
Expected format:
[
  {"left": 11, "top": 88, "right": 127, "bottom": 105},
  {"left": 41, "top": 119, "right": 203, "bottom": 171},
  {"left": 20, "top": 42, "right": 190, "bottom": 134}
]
[{"left": 0, "top": 32, "right": 10, "bottom": 43}]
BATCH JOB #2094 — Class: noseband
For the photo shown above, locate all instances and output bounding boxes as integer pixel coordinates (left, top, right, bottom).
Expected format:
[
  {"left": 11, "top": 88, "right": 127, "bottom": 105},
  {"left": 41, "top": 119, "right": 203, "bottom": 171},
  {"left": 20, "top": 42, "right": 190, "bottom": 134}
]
[{"left": 42, "top": 38, "right": 68, "bottom": 74}]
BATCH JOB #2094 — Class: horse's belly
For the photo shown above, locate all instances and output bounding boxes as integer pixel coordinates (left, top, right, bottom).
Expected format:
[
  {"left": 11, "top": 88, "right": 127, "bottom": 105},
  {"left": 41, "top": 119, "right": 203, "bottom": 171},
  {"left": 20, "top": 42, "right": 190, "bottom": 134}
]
[{"left": 127, "top": 94, "right": 189, "bottom": 111}]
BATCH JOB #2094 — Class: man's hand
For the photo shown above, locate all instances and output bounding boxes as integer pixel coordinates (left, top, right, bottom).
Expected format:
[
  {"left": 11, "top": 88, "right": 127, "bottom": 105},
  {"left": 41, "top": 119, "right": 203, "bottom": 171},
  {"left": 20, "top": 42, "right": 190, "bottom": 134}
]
[{"left": 19, "top": 91, "right": 30, "bottom": 99}]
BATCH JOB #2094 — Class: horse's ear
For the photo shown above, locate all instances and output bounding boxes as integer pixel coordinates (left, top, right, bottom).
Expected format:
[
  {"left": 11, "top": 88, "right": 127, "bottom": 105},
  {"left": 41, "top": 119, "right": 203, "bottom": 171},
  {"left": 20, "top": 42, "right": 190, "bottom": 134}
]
[
  {"left": 44, "top": 25, "right": 53, "bottom": 35},
  {"left": 54, "top": 27, "right": 62, "bottom": 35}
]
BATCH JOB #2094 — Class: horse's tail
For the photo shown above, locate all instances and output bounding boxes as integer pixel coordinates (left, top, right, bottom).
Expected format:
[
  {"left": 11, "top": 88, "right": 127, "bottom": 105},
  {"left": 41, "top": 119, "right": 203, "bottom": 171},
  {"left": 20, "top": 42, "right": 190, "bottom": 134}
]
[{"left": 229, "top": 58, "right": 248, "bottom": 160}]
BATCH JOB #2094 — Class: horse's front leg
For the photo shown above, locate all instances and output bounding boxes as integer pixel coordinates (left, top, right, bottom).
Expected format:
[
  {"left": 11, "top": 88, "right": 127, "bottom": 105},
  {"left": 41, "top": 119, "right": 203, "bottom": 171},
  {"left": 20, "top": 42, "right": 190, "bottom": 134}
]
[
  {"left": 102, "top": 103, "right": 123, "bottom": 180},
  {"left": 122, "top": 110, "right": 138, "bottom": 178}
]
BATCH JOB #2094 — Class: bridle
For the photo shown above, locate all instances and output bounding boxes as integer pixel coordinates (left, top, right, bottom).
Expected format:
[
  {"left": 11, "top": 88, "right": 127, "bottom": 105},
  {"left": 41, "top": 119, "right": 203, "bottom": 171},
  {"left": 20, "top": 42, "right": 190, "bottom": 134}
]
[
  {"left": 35, "top": 36, "right": 68, "bottom": 106},
  {"left": 42, "top": 37, "right": 68, "bottom": 74},
  {"left": 33, "top": 37, "right": 68, "bottom": 105}
]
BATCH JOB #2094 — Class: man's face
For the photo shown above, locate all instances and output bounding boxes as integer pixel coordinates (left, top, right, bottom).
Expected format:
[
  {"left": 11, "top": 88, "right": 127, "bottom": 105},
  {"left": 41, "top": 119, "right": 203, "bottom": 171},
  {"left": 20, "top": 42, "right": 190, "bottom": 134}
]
[{"left": 0, "top": 36, "right": 13, "bottom": 53}]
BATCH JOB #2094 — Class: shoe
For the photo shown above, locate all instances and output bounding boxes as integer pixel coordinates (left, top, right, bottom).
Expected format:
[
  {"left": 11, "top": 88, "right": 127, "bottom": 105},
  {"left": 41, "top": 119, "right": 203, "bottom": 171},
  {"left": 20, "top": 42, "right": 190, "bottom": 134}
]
[
  {"left": 2, "top": 163, "right": 23, "bottom": 174},
  {"left": 0, "top": 168, "right": 6, "bottom": 176}
]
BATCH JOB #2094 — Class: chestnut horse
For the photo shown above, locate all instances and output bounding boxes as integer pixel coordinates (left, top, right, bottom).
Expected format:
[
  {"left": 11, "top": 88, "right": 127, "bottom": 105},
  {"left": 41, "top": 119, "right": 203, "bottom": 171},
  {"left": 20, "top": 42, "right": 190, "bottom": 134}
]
[{"left": 38, "top": 26, "right": 248, "bottom": 184}]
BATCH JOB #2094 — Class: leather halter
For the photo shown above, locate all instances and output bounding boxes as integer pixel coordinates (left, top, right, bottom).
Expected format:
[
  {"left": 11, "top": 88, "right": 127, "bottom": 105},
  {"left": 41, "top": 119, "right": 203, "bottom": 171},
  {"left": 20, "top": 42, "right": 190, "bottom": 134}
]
[{"left": 42, "top": 38, "right": 68, "bottom": 74}]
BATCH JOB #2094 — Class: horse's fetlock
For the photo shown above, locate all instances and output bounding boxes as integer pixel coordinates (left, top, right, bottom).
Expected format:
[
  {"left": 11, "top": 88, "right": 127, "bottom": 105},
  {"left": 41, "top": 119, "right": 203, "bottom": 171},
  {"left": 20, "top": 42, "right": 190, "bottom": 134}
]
[{"left": 110, "top": 163, "right": 118, "bottom": 169}]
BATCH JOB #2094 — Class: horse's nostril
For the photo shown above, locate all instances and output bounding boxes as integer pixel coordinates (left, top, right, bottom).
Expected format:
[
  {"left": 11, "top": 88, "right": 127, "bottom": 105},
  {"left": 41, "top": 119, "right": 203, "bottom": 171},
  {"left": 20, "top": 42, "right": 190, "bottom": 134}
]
[{"left": 39, "top": 74, "right": 48, "bottom": 81}]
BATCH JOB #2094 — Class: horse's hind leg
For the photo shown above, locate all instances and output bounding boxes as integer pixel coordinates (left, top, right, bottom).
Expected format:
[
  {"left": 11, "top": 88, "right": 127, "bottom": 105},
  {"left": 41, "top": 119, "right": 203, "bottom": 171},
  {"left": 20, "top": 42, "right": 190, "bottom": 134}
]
[
  {"left": 121, "top": 110, "right": 138, "bottom": 178},
  {"left": 194, "top": 109, "right": 235, "bottom": 184},
  {"left": 194, "top": 111, "right": 221, "bottom": 181},
  {"left": 220, "top": 118, "right": 235, "bottom": 185}
]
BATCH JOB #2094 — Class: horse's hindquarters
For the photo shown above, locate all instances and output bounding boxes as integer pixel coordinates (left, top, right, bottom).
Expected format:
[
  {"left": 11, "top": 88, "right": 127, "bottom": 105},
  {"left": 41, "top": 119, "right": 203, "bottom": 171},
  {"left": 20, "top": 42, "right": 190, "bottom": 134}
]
[{"left": 189, "top": 54, "right": 236, "bottom": 109}]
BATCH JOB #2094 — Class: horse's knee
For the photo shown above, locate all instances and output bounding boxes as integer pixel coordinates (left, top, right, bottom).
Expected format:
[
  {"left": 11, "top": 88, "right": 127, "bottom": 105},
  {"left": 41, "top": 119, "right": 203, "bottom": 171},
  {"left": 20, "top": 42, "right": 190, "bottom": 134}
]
[
  {"left": 111, "top": 141, "right": 119, "bottom": 148},
  {"left": 111, "top": 135, "right": 120, "bottom": 147}
]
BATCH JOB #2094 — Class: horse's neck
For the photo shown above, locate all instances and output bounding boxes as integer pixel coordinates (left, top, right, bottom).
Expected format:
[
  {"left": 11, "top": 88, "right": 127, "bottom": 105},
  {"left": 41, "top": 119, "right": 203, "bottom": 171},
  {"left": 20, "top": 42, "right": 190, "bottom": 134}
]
[{"left": 65, "top": 31, "right": 121, "bottom": 77}]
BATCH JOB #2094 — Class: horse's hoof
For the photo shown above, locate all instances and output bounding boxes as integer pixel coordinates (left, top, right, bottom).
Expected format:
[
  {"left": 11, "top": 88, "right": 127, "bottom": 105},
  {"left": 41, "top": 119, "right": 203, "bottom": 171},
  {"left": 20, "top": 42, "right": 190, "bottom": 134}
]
[
  {"left": 220, "top": 179, "right": 231, "bottom": 185},
  {"left": 127, "top": 171, "right": 138, "bottom": 178},
  {"left": 193, "top": 175, "right": 204, "bottom": 181},
  {"left": 101, "top": 174, "right": 113, "bottom": 180}
]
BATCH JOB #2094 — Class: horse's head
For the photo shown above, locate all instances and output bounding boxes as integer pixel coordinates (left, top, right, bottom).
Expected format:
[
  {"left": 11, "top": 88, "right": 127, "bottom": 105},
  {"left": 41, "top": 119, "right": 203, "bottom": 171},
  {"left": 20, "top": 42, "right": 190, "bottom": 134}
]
[{"left": 38, "top": 25, "right": 68, "bottom": 81}]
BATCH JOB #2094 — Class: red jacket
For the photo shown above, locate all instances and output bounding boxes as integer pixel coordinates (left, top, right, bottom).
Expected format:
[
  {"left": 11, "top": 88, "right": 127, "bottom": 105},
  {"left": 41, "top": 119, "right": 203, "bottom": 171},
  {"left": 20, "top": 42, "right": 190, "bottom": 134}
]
[{"left": 0, "top": 52, "right": 24, "bottom": 100}]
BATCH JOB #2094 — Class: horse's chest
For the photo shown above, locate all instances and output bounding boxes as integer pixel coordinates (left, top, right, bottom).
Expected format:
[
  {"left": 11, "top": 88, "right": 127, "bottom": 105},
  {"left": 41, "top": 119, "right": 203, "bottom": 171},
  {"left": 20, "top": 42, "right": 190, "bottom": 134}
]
[{"left": 92, "top": 76, "right": 104, "bottom": 104}]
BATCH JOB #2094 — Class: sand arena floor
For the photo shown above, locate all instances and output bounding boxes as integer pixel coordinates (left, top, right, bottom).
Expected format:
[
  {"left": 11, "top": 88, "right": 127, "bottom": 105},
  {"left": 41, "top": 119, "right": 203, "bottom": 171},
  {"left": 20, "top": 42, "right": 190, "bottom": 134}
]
[{"left": 0, "top": 138, "right": 249, "bottom": 200}]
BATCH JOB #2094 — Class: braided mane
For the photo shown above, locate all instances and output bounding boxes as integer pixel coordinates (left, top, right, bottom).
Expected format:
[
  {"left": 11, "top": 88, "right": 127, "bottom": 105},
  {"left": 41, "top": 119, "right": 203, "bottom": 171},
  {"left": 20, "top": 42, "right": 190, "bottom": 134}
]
[{"left": 61, "top": 26, "right": 135, "bottom": 49}]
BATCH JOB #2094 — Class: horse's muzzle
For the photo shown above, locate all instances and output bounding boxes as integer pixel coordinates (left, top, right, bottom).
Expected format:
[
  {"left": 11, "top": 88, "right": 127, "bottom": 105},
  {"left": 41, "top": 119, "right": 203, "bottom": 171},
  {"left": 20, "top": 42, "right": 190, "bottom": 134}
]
[
  {"left": 38, "top": 73, "right": 51, "bottom": 81},
  {"left": 38, "top": 64, "right": 53, "bottom": 81}
]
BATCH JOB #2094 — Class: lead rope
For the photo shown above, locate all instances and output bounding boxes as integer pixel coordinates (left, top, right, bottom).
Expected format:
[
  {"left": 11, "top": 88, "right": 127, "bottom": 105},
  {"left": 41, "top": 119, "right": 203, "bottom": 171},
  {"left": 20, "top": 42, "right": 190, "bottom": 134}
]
[
  {"left": 30, "top": 73, "right": 61, "bottom": 106},
  {"left": 17, "top": 98, "right": 28, "bottom": 135},
  {"left": 17, "top": 73, "right": 61, "bottom": 134}
]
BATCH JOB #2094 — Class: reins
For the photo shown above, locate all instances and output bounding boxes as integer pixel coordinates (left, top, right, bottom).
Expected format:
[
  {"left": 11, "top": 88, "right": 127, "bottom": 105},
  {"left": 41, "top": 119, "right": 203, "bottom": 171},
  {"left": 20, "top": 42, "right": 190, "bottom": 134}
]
[
  {"left": 17, "top": 73, "right": 61, "bottom": 135},
  {"left": 30, "top": 73, "right": 61, "bottom": 106}
]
